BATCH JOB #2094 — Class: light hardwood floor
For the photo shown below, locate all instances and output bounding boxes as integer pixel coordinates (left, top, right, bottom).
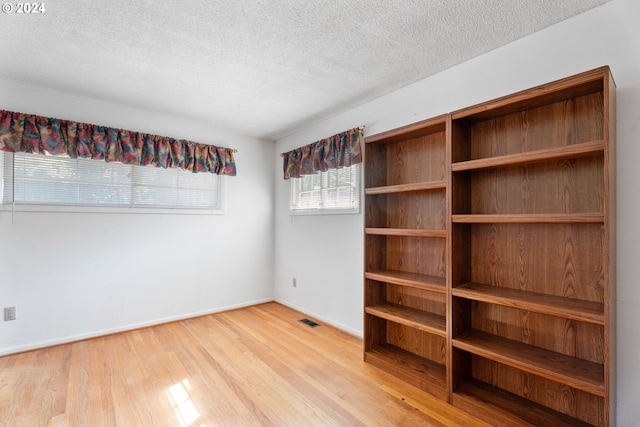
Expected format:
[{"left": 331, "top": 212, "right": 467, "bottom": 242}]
[{"left": 0, "top": 302, "right": 491, "bottom": 426}]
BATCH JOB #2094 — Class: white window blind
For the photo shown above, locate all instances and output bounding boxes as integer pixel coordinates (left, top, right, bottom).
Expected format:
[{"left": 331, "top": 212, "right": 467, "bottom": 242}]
[
  {"left": 290, "top": 164, "right": 359, "bottom": 212},
  {"left": 0, "top": 151, "right": 221, "bottom": 210}
]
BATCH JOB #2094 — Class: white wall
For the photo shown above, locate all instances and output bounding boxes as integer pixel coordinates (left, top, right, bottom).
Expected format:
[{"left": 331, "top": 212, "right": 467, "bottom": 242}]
[
  {"left": 274, "top": 0, "right": 639, "bottom": 424},
  {"left": 0, "top": 80, "right": 276, "bottom": 355}
]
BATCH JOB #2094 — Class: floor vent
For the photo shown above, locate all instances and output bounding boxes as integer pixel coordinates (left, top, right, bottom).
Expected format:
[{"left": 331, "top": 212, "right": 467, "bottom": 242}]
[{"left": 299, "top": 318, "right": 320, "bottom": 328}]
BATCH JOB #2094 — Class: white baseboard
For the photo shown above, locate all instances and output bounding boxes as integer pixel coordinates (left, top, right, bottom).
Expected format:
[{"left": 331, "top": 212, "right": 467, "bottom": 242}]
[
  {"left": 0, "top": 298, "right": 274, "bottom": 357},
  {"left": 275, "top": 299, "right": 363, "bottom": 338}
]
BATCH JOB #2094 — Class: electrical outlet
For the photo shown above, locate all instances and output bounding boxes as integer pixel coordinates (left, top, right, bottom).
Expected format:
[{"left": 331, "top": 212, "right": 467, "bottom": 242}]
[
  {"left": 292, "top": 277, "right": 297, "bottom": 287},
  {"left": 4, "top": 306, "right": 16, "bottom": 321}
]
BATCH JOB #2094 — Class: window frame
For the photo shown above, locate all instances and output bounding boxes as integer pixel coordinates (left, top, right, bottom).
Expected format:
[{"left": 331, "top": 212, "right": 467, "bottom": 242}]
[
  {"left": 0, "top": 151, "right": 225, "bottom": 216},
  {"left": 289, "top": 164, "right": 360, "bottom": 216}
]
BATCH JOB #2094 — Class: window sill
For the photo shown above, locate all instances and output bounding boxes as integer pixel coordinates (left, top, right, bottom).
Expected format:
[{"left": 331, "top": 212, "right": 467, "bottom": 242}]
[
  {"left": 0, "top": 203, "right": 224, "bottom": 216},
  {"left": 289, "top": 207, "right": 360, "bottom": 216}
]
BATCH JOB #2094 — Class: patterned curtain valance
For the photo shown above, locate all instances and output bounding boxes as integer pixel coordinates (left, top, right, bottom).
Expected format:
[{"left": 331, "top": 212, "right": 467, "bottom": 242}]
[
  {"left": 0, "top": 109, "right": 237, "bottom": 175},
  {"left": 281, "top": 126, "right": 363, "bottom": 179}
]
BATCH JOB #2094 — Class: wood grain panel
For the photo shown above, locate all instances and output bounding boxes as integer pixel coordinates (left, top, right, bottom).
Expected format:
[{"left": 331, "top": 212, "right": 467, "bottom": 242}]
[
  {"left": 452, "top": 140, "right": 604, "bottom": 171},
  {"left": 364, "top": 314, "right": 387, "bottom": 352},
  {"left": 365, "top": 304, "right": 446, "bottom": 336},
  {"left": 386, "top": 323, "right": 447, "bottom": 365},
  {"left": 453, "top": 282, "right": 604, "bottom": 324},
  {"left": 469, "top": 223, "right": 604, "bottom": 302},
  {"left": 450, "top": 224, "right": 472, "bottom": 287},
  {"left": 364, "top": 279, "right": 386, "bottom": 307},
  {"left": 365, "top": 192, "right": 387, "bottom": 228},
  {"left": 366, "top": 180, "right": 447, "bottom": 194},
  {"left": 384, "top": 235, "right": 446, "bottom": 278},
  {"left": 385, "top": 132, "right": 446, "bottom": 186},
  {"left": 466, "top": 156, "right": 604, "bottom": 215},
  {"left": 466, "top": 92, "right": 604, "bottom": 161},
  {"left": 364, "top": 142, "right": 387, "bottom": 189},
  {"left": 366, "top": 228, "right": 446, "bottom": 237},
  {"left": 386, "top": 283, "right": 446, "bottom": 316},
  {"left": 366, "top": 189, "right": 446, "bottom": 230},
  {"left": 365, "top": 116, "right": 446, "bottom": 145},
  {"left": 470, "top": 302, "right": 604, "bottom": 363},
  {"left": 364, "top": 235, "right": 385, "bottom": 272},
  {"left": 603, "top": 66, "right": 616, "bottom": 427},
  {"left": 364, "top": 345, "right": 448, "bottom": 401},
  {"left": 470, "top": 356, "right": 605, "bottom": 427},
  {"left": 453, "top": 378, "right": 596, "bottom": 427},
  {"left": 450, "top": 68, "right": 606, "bottom": 122},
  {"left": 452, "top": 213, "right": 604, "bottom": 223},
  {"left": 365, "top": 269, "right": 446, "bottom": 292}
]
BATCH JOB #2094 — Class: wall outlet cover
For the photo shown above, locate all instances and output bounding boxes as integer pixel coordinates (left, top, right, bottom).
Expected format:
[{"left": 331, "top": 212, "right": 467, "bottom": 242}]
[{"left": 4, "top": 307, "right": 16, "bottom": 321}]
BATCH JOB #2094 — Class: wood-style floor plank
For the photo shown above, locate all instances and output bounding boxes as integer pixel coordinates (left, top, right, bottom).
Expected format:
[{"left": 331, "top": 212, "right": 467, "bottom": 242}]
[{"left": 0, "top": 302, "right": 491, "bottom": 426}]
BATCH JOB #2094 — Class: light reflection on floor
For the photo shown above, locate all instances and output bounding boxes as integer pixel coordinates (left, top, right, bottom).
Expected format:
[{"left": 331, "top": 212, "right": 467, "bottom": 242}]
[{"left": 167, "top": 379, "right": 205, "bottom": 427}]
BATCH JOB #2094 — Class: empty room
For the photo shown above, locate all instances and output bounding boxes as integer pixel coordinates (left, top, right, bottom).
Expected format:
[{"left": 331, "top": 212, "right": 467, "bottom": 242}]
[{"left": 1, "top": 1, "right": 639, "bottom": 426}]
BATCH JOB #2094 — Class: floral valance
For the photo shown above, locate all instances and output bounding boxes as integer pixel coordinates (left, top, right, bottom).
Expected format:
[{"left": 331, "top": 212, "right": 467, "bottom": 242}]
[
  {"left": 0, "top": 109, "right": 237, "bottom": 175},
  {"left": 281, "top": 126, "right": 363, "bottom": 179}
]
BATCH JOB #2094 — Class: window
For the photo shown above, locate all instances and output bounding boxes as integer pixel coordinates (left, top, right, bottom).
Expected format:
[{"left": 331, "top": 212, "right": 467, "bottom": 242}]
[
  {"left": 0, "top": 151, "right": 222, "bottom": 212},
  {"left": 290, "top": 164, "right": 359, "bottom": 214}
]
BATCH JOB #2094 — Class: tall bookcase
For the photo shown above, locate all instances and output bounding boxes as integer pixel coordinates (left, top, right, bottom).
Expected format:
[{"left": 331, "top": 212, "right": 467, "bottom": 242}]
[
  {"left": 363, "top": 115, "right": 449, "bottom": 400},
  {"left": 363, "top": 66, "right": 615, "bottom": 427}
]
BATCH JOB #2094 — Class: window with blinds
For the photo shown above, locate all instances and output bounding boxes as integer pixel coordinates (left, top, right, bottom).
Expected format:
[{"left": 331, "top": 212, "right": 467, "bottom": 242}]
[
  {"left": 0, "top": 151, "right": 221, "bottom": 211},
  {"left": 290, "top": 164, "right": 359, "bottom": 213}
]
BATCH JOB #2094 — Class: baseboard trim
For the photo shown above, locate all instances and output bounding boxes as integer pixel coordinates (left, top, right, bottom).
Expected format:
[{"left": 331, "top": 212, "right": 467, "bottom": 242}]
[
  {"left": 275, "top": 299, "right": 363, "bottom": 338},
  {"left": 0, "top": 298, "right": 274, "bottom": 357}
]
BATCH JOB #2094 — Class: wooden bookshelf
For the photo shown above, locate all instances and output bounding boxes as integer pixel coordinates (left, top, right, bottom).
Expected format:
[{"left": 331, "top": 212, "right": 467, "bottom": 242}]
[
  {"left": 451, "top": 140, "right": 605, "bottom": 172},
  {"left": 452, "top": 330, "right": 605, "bottom": 396},
  {"left": 364, "top": 115, "right": 448, "bottom": 396},
  {"left": 365, "top": 344, "right": 447, "bottom": 400},
  {"left": 366, "top": 303, "right": 446, "bottom": 336},
  {"left": 364, "top": 66, "right": 615, "bottom": 427},
  {"left": 452, "top": 282, "right": 604, "bottom": 325},
  {"left": 451, "top": 213, "right": 605, "bottom": 224},
  {"left": 449, "top": 66, "right": 615, "bottom": 426},
  {"left": 365, "top": 228, "right": 447, "bottom": 238},
  {"left": 453, "top": 379, "right": 595, "bottom": 427},
  {"left": 365, "top": 180, "right": 447, "bottom": 195},
  {"left": 364, "top": 269, "right": 446, "bottom": 293}
]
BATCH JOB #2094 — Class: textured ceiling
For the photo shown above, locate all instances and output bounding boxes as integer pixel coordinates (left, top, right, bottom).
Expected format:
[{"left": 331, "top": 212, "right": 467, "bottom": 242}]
[{"left": 0, "top": 0, "right": 610, "bottom": 140}]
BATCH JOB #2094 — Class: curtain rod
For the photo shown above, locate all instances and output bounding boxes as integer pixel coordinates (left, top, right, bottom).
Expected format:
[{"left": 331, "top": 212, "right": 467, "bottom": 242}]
[{"left": 279, "top": 126, "right": 365, "bottom": 157}]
